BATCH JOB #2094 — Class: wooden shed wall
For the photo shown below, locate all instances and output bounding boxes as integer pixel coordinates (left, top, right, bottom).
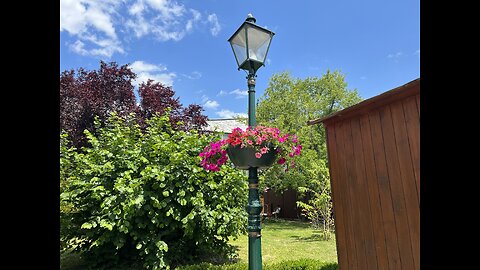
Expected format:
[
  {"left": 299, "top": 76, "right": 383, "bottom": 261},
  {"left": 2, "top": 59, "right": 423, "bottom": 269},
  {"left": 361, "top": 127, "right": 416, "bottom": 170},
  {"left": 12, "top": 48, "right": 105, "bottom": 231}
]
[
  {"left": 262, "top": 188, "right": 301, "bottom": 219},
  {"left": 320, "top": 79, "right": 419, "bottom": 270}
]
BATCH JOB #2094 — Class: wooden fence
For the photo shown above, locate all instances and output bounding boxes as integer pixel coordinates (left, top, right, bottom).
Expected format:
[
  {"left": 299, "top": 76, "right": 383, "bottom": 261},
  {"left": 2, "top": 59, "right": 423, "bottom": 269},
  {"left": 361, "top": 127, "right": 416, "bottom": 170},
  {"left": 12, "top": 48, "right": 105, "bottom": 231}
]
[{"left": 307, "top": 78, "right": 420, "bottom": 270}]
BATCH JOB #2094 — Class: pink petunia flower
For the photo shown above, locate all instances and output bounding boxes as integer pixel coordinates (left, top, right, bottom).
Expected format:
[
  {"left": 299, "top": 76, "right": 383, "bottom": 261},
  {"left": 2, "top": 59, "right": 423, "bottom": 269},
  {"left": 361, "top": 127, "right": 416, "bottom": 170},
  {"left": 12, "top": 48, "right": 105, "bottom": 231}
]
[{"left": 255, "top": 152, "right": 262, "bottom": 158}]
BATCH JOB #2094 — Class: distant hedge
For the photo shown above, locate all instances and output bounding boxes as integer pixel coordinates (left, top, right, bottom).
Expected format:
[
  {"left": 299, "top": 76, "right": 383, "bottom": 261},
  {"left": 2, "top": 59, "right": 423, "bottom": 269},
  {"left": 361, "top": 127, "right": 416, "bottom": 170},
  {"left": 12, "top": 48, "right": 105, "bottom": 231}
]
[{"left": 176, "top": 259, "right": 338, "bottom": 270}]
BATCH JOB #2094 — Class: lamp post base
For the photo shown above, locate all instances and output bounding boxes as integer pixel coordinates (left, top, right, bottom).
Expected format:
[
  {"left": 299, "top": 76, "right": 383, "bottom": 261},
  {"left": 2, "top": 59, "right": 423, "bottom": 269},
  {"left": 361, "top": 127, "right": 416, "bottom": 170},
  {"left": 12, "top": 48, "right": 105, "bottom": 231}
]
[
  {"left": 248, "top": 233, "right": 262, "bottom": 270},
  {"left": 247, "top": 168, "right": 262, "bottom": 270}
]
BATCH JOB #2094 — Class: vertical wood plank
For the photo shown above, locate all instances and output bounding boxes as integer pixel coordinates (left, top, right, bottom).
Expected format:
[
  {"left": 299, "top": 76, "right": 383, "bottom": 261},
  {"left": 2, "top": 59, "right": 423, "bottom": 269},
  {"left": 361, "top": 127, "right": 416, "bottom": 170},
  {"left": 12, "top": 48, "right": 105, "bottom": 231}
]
[
  {"left": 369, "top": 110, "right": 402, "bottom": 270},
  {"left": 379, "top": 105, "right": 415, "bottom": 270},
  {"left": 350, "top": 117, "right": 379, "bottom": 269},
  {"left": 335, "top": 121, "right": 358, "bottom": 269},
  {"left": 359, "top": 114, "right": 389, "bottom": 270},
  {"left": 402, "top": 94, "right": 420, "bottom": 201},
  {"left": 341, "top": 119, "right": 369, "bottom": 270},
  {"left": 390, "top": 100, "right": 420, "bottom": 270},
  {"left": 415, "top": 93, "right": 420, "bottom": 118},
  {"left": 325, "top": 125, "right": 349, "bottom": 270}
]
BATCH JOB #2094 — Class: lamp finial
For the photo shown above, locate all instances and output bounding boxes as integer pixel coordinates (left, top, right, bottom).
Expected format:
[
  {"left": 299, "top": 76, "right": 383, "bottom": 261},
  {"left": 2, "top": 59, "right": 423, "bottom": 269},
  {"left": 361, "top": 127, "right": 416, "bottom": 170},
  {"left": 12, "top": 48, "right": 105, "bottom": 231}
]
[{"left": 246, "top": 13, "right": 256, "bottom": 23}]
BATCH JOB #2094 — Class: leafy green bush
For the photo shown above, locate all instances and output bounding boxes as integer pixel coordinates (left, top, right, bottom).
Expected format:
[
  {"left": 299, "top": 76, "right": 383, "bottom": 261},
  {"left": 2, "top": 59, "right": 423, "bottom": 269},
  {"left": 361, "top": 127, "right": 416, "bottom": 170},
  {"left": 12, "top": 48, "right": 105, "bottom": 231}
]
[
  {"left": 176, "top": 259, "right": 337, "bottom": 270},
  {"left": 60, "top": 113, "right": 248, "bottom": 269}
]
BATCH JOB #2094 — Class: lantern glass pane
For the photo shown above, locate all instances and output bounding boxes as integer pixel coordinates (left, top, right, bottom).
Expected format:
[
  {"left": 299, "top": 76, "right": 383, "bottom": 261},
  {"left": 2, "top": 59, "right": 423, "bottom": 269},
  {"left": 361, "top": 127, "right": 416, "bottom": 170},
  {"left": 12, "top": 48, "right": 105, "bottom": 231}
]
[
  {"left": 246, "top": 25, "right": 272, "bottom": 64},
  {"left": 230, "top": 27, "right": 247, "bottom": 67}
]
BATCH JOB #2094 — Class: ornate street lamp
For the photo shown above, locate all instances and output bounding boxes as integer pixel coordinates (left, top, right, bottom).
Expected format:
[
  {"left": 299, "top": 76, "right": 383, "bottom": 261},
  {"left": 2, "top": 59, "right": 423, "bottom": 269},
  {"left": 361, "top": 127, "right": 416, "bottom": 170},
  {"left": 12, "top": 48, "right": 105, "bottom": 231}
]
[{"left": 228, "top": 13, "right": 275, "bottom": 270}]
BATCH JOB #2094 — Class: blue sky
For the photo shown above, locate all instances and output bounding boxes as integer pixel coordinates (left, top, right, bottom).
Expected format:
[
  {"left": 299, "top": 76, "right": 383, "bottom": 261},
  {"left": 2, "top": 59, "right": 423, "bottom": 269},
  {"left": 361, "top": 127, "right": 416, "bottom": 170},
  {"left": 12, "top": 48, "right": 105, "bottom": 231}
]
[{"left": 60, "top": 0, "right": 420, "bottom": 119}]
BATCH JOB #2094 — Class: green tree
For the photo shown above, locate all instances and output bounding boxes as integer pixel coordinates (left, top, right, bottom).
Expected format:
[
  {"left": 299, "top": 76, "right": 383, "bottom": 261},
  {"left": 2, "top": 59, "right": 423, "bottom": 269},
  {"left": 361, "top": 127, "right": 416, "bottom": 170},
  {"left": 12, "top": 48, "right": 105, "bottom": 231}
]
[
  {"left": 60, "top": 112, "right": 247, "bottom": 269},
  {"left": 256, "top": 70, "right": 362, "bottom": 228}
]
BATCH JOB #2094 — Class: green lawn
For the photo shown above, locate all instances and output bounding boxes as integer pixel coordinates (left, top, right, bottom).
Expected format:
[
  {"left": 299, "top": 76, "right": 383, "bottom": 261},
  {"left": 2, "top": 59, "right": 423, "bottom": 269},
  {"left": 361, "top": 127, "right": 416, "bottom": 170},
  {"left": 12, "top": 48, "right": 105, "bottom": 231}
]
[{"left": 229, "top": 218, "right": 337, "bottom": 264}]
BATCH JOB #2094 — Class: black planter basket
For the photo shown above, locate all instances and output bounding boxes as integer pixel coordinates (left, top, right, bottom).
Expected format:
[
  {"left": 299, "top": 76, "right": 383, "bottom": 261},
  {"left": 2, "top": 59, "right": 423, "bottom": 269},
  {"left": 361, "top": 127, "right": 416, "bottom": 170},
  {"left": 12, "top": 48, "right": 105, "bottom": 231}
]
[{"left": 226, "top": 144, "right": 277, "bottom": 170}]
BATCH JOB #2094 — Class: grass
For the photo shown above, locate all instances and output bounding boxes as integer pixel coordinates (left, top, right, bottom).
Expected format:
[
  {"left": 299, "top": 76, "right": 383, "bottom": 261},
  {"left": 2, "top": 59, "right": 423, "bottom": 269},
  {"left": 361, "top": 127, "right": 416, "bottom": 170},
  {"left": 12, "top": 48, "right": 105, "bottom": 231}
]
[{"left": 229, "top": 218, "right": 337, "bottom": 264}]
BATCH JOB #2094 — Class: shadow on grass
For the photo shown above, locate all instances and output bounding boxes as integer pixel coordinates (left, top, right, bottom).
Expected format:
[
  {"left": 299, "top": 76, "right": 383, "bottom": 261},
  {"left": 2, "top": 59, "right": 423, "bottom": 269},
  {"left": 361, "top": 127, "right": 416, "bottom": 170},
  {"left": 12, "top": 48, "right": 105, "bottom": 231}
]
[{"left": 289, "top": 233, "right": 325, "bottom": 242}]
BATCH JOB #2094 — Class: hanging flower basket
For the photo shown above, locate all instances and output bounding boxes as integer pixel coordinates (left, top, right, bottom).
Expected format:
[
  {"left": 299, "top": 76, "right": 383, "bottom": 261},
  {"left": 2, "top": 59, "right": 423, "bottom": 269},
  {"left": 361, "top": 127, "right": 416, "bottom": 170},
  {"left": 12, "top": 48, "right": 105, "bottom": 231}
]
[
  {"left": 227, "top": 144, "right": 277, "bottom": 170},
  {"left": 199, "top": 126, "right": 302, "bottom": 172}
]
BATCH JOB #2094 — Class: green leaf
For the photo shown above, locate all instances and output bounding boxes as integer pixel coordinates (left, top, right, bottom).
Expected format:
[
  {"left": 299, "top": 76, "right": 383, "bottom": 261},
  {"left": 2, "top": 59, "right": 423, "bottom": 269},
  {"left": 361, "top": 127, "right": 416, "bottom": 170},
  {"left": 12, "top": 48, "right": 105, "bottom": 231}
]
[
  {"left": 134, "top": 195, "right": 144, "bottom": 205},
  {"left": 81, "top": 222, "right": 94, "bottom": 229},
  {"left": 156, "top": 174, "right": 165, "bottom": 182},
  {"left": 162, "top": 190, "right": 169, "bottom": 197},
  {"left": 180, "top": 198, "right": 187, "bottom": 206},
  {"left": 99, "top": 220, "right": 113, "bottom": 231},
  {"left": 155, "top": 240, "right": 168, "bottom": 252}
]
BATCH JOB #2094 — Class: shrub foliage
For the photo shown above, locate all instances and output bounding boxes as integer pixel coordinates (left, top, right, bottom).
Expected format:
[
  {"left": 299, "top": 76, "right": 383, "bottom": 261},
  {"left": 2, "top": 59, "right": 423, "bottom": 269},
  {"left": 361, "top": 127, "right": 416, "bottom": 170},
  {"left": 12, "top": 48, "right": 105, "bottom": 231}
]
[{"left": 60, "top": 113, "right": 247, "bottom": 269}]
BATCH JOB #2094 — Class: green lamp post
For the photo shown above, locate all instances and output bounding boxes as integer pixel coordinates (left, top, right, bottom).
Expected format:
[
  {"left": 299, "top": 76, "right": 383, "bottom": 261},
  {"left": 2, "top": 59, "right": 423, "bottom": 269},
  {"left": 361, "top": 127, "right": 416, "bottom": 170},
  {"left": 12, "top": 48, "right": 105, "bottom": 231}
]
[{"left": 228, "top": 13, "right": 275, "bottom": 270}]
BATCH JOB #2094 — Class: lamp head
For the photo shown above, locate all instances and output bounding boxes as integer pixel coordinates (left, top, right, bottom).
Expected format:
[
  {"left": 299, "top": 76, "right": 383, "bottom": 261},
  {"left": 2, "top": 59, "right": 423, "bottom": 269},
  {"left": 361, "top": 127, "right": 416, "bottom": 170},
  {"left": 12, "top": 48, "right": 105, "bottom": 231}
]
[{"left": 228, "top": 14, "right": 275, "bottom": 73}]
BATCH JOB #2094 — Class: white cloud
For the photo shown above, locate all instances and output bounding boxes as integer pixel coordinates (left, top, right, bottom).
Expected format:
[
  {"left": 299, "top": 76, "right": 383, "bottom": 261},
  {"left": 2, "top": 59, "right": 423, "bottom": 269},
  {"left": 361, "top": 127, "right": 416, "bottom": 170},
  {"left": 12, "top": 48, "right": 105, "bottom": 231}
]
[
  {"left": 207, "top": 13, "right": 221, "bottom": 36},
  {"left": 387, "top": 51, "right": 403, "bottom": 63},
  {"left": 387, "top": 52, "right": 403, "bottom": 59},
  {"left": 145, "top": 0, "right": 185, "bottom": 19},
  {"left": 130, "top": 60, "right": 176, "bottom": 87},
  {"left": 217, "top": 90, "right": 227, "bottom": 96},
  {"left": 61, "top": 0, "right": 123, "bottom": 58},
  {"left": 215, "top": 109, "right": 247, "bottom": 119},
  {"left": 190, "top": 9, "right": 201, "bottom": 21},
  {"left": 229, "top": 89, "right": 248, "bottom": 99},
  {"left": 61, "top": 0, "right": 216, "bottom": 58},
  {"left": 85, "top": 5, "right": 117, "bottom": 39},
  {"left": 69, "top": 40, "right": 88, "bottom": 55},
  {"left": 125, "top": 0, "right": 202, "bottom": 42},
  {"left": 199, "top": 94, "right": 220, "bottom": 109},
  {"left": 186, "top": 9, "right": 202, "bottom": 32},
  {"left": 125, "top": 14, "right": 150, "bottom": 38},
  {"left": 204, "top": 100, "right": 220, "bottom": 109},
  {"left": 182, "top": 71, "right": 202, "bottom": 80},
  {"left": 60, "top": 0, "right": 88, "bottom": 35},
  {"left": 130, "top": 60, "right": 167, "bottom": 73},
  {"left": 128, "top": 0, "right": 144, "bottom": 16},
  {"left": 201, "top": 95, "right": 209, "bottom": 103}
]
